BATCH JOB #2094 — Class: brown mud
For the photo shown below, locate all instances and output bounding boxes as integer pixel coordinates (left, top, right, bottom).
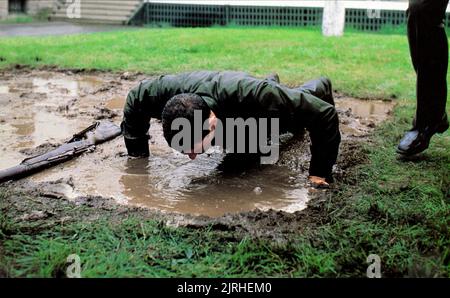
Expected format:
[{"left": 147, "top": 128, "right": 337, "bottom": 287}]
[{"left": 0, "top": 66, "right": 394, "bottom": 239}]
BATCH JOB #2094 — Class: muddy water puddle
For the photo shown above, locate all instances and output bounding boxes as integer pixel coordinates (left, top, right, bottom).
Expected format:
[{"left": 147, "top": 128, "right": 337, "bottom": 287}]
[
  {"left": 335, "top": 95, "right": 394, "bottom": 138},
  {"left": 0, "top": 70, "right": 394, "bottom": 217}
]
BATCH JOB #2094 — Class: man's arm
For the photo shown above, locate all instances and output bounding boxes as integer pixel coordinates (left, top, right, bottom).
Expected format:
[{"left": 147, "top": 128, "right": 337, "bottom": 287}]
[
  {"left": 294, "top": 91, "right": 341, "bottom": 183},
  {"left": 121, "top": 80, "right": 156, "bottom": 157},
  {"left": 259, "top": 84, "right": 341, "bottom": 182}
]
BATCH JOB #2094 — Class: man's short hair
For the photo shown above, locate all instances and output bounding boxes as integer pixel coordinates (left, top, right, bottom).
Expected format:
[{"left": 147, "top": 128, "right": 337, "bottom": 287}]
[{"left": 162, "top": 93, "right": 211, "bottom": 150}]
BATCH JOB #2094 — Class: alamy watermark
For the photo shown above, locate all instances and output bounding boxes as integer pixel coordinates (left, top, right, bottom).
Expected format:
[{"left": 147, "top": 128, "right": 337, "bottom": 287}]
[
  {"left": 66, "top": 254, "right": 81, "bottom": 278},
  {"left": 367, "top": 0, "right": 381, "bottom": 19},
  {"left": 366, "top": 254, "right": 382, "bottom": 278},
  {"left": 170, "top": 110, "right": 280, "bottom": 164},
  {"left": 66, "top": 0, "right": 81, "bottom": 19}
]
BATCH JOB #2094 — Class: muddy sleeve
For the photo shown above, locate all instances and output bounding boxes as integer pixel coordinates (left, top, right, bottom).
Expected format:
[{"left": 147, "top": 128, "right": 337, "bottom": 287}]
[
  {"left": 262, "top": 85, "right": 340, "bottom": 181},
  {"left": 254, "top": 83, "right": 341, "bottom": 181},
  {"left": 121, "top": 80, "right": 160, "bottom": 157},
  {"left": 293, "top": 92, "right": 341, "bottom": 181}
]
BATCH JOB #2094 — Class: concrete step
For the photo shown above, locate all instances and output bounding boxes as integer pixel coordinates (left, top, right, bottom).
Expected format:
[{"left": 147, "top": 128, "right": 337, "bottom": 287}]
[
  {"left": 55, "top": 1, "right": 140, "bottom": 9},
  {"left": 50, "top": 17, "right": 129, "bottom": 25},
  {"left": 50, "top": 0, "right": 142, "bottom": 25},
  {"left": 53, "top": 10, "right": 135, "bottom": 18}
]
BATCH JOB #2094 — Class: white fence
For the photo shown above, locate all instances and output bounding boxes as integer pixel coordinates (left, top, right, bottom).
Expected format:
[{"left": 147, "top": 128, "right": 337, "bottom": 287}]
[
  {"left": 144, "top": 0, "right": 449, "bottom": 12},
  {"left": 134, "top": 0, "right": 450, "bottom": 33}
]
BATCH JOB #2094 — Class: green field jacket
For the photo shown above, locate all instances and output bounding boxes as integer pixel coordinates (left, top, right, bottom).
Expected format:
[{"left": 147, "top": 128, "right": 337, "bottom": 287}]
[{"left": 121, "top": 71, "right": 341, "bottom": 179}]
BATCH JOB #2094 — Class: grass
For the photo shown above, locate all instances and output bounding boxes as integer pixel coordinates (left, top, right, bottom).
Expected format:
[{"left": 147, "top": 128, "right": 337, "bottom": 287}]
[
  {"left": 0, "top": 213, "right": 334, "bottom": 278},
  {"left": 1, "top": 26, "right": 413, "bottom": 99},
  {"left": 0, "top": 26, "right": 449, "bottom": 277}
]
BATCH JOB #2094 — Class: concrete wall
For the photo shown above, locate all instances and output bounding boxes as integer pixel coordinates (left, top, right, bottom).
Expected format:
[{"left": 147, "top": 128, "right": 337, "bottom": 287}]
[
  {"left": 26, "top": 0, "right": 55, "bottom": 15},
  {"left": 0, "top": 0, "right": 55, "bottom": 18},
  {"left": 0, "top": 0, "right": 8, "bottom": 19}
]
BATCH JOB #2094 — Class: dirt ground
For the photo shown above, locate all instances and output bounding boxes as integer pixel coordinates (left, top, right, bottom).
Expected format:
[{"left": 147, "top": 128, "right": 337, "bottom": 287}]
[{"left": 0, "top": 66, "right": 394, "bottom": 240}]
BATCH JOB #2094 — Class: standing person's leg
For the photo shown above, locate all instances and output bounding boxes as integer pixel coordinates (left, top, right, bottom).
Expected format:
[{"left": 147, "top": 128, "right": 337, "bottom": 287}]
[{"left": 398, "top": 0, "right": 449, "bottom": 155}]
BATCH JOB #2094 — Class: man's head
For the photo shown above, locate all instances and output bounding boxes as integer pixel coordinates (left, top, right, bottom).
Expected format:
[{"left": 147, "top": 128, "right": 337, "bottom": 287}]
[{"left": 162, "top": 93, "right": 216, "bottom": 160}]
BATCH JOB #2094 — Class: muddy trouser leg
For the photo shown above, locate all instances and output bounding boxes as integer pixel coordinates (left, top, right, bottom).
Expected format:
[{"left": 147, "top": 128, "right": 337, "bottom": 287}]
[
  {"left": 218, "top": 126, "right": 262, "bottom": 173},
  {"left": 408, "top": 0, "right": 449, "bottom": 130},
  {"left": 264, "top": 73, "right": 280, "bottom": 83},
  {"left": 219, "top": 152, "right": 261, "bottom": 173},
  {"left": 296, "top": 77, "right": 334, "bottom": 106}
]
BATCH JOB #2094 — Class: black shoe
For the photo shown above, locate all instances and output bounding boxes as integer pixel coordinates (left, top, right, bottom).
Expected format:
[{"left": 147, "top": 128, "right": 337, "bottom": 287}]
[{"left": 397, "top": 117, "right": 449, "bottom": 156}]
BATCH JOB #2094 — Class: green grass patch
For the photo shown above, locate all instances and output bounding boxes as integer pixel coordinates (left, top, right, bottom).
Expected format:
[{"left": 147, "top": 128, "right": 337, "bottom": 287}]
[
  {"left": 0, "top": 213, "right": 337, "bottom": 278},
  {"left": 0, "top": 26, "right": 416, "bottom": 99}
]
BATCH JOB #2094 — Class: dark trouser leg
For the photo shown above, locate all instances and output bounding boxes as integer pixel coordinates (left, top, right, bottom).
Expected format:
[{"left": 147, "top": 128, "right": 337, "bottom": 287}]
[
  {"left": 264, "top": 73, "right": 280, "bottom": 83},
  {"left": 408, "top": 0, "right": 449, "bottom": 130},
  {"left": 296, "top": 77, "right": 334, "bottom": 106}
]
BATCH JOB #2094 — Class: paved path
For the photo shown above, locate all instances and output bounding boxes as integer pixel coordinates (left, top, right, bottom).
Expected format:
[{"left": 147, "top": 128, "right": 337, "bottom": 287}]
[{"left": 0, "top": 21, "right": 136, "bottom": 37}]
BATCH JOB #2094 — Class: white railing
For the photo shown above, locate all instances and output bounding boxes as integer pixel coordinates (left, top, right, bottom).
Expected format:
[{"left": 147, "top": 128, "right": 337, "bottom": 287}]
[
  {"left": 144, "top": 0, "right": 450, "bottom": 13},
  {"left": 141, "top": 0, "right": 450, "bottom": 35}
]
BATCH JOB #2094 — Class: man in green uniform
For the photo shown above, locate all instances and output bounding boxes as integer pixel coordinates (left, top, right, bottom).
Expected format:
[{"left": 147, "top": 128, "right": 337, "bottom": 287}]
[
  {"left": 121, "top": 71, "right": 340, "bottom": 187},
  {"left": 397, "top": 0, "right": 449, "bottom": 155}
]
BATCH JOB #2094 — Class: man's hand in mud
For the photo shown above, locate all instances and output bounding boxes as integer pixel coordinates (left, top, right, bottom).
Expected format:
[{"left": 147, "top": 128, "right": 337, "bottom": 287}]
[{"left": 308, "top": 176, "right": 330, "bottom": 189}]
